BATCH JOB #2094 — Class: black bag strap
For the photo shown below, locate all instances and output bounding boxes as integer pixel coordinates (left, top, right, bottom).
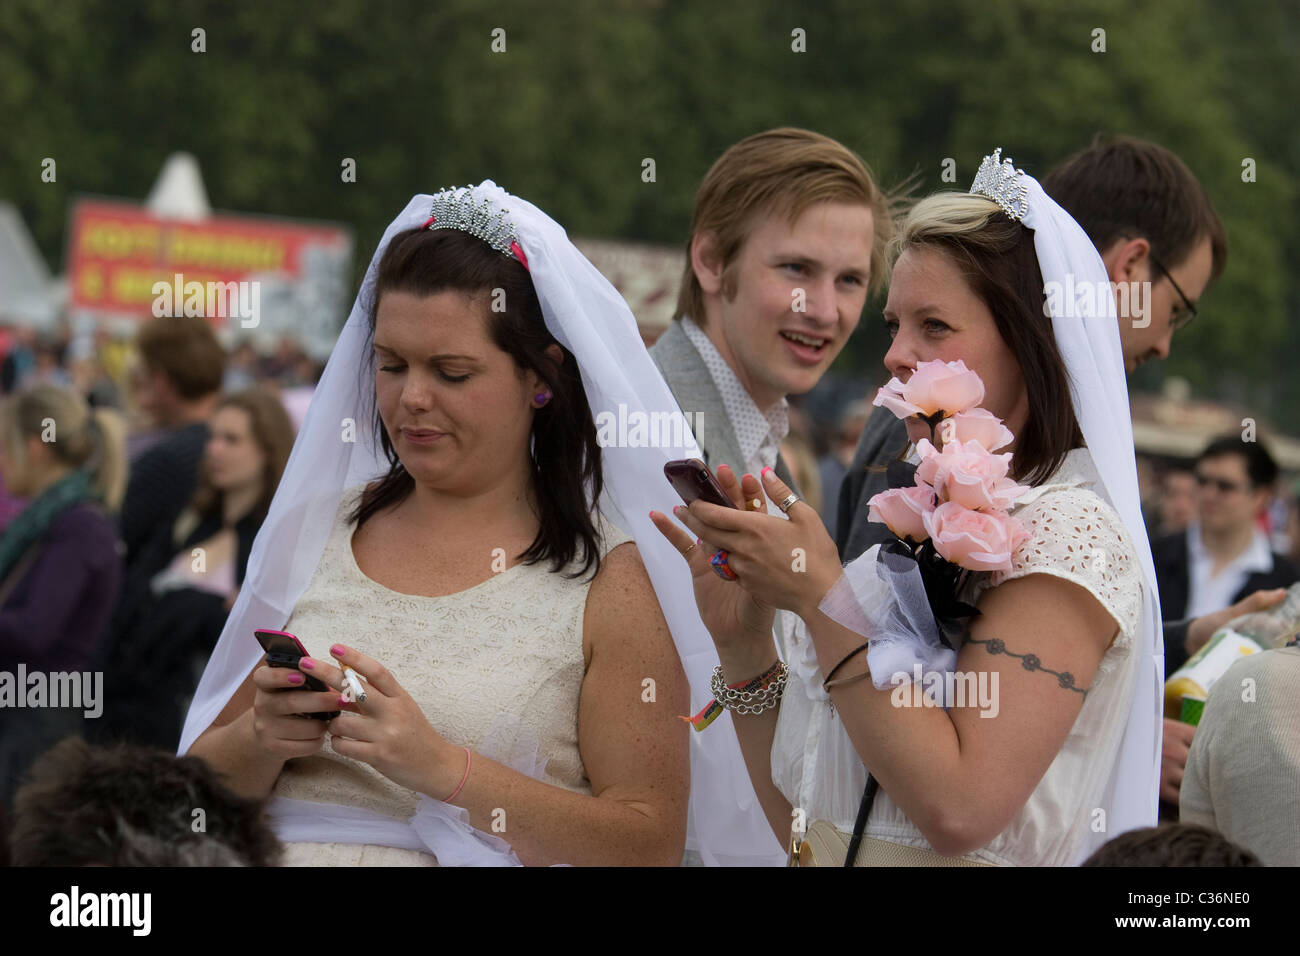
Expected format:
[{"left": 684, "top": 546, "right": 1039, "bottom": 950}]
[{"left": 843, "top": 774, "right": 880, "bottom": 866}]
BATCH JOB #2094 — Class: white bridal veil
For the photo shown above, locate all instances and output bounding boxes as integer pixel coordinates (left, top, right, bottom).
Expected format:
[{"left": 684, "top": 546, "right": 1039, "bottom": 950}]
[
  {"left": 178, "top": 182, "right": 785, "bottom": 866},
  {"left": 1010, "top": 154, "right": 1164, "bottom": 857}
]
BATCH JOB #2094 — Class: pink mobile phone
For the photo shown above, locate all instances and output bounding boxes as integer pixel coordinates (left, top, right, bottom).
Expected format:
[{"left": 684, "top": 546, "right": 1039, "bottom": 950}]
[
  {"left": 254, "top": 628, "right": 339, "bottom": 720},
  {"left": 664, "top": 458, "right": 737, "bottom": 509}
]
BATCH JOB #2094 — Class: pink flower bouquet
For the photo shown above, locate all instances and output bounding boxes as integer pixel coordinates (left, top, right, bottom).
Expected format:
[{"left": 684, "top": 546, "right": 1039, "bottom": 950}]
[{"left": 868, "top": 359, "right": 1029, "bottom": 574}]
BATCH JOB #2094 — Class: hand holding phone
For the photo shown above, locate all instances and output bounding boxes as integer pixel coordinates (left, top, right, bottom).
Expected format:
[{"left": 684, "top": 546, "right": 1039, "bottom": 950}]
[
  {"left": 254, "top": 629, "right": 340, "bottom": 721},
  {"left": 664, "top": 458, "right": 738, "bottom": 510}
]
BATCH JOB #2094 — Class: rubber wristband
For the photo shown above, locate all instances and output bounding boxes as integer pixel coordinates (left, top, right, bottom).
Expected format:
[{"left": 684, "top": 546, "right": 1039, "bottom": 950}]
[
  {"left": 822, "top": 641, "right": 871, "bottom": 691},
  {"left": 444, "top": 746, "right": 472, "bottom": 802}
]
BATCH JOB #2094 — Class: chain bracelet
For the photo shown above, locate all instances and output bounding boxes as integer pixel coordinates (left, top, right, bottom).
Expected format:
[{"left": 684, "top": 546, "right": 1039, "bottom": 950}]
[{"left": 710, "top": 663, "right": 787, "bottom": 715}]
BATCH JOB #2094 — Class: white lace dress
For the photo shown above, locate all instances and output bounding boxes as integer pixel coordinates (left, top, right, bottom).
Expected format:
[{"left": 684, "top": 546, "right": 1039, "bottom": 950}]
[
  {"left": 271, "top": 483, "right": 632, "bottom": 866},
  {"left": 771, "top": 447, "right": 1145, "bottom": 866}
]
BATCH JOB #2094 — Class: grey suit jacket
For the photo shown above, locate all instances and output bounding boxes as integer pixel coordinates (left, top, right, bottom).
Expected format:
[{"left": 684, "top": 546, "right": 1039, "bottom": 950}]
[
  {"left": 835, "top": 409, "right": 912, "bottom": 561},
  {"left": 649, "top": 320, "right": 799, "bottom": 492}
]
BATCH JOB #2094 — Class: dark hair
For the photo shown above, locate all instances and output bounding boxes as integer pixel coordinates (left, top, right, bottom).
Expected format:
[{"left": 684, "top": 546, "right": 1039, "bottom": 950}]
[
  {"left": 1198, "top": 434, "right": 1279, "bottom": 489},
  {"left": 135, "top": 314, "right": 226, "bottom": 399},
  {"left": 894, "top": 194, "right": 1083, "bottom": 485},
  {"left": 188, "top": 386, "right": 296, "bottom": 525},
  {"left": 10, "top": 738, "right": 281, "bottom": 866},
  {"left": 1081, "top": 823, "right": 1262, "bottom": 867},
  {"left": 1042, "top": 134, "right": 1228, "bottom": 285},
  {"left": 350, "top": 227, "right": 603, "bottom": 578}
]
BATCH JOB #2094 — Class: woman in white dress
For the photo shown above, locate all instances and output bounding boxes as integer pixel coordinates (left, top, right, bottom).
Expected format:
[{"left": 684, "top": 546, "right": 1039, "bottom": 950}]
[
  {"left": 181, "top": 185, "right": 692, "bottom": 865},
  {"left": 653, "top": 152, "right": 1163, "bottom": 866}
]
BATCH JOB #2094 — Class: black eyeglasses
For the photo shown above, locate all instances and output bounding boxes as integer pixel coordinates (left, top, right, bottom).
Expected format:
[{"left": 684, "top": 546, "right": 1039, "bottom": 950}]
[
  {"left": 1149, "top": 254, "right": 1198, "bottom": 332},
  {"left": 1195, "top": 473, "right": 1244, "bottom": 495}
]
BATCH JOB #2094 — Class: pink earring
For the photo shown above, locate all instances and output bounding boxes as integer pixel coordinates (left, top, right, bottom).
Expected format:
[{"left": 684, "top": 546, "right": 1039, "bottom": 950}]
[{"left": 534, "top": 391, "right": 552, "bottom": 408}]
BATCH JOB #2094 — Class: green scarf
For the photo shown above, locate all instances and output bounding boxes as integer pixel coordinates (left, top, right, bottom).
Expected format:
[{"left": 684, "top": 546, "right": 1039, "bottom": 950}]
[{"left": 0, "top": 468, "right": 97, "bottom": 585}]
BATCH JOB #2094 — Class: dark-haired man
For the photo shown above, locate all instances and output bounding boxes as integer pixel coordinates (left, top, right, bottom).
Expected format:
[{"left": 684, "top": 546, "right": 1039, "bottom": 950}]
[
  {"left": 1153, "top": 435, "right": 1298, "bottom": 672},
  {"left": 119, "top": 314, "right": 226, "bottom": 564}
]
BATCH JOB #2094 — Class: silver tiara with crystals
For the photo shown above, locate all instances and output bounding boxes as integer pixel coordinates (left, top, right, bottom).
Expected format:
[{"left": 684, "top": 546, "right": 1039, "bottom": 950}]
[
  {"left": 969, "top": 148, "right": 1030, "bottom": 222},
  {"left": 421, "top": 185, "right": 529, "bottom": 268}
]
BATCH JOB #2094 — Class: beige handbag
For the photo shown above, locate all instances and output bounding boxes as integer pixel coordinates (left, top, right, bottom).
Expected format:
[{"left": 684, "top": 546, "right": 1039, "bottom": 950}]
[{"left": 791, "top": 821, "right": 997, "bottom": 867}]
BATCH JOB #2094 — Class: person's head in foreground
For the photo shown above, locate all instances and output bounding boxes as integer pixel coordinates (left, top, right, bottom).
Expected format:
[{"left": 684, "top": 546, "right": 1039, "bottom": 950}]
[
  {"left": 10, "top": 737, "right": 281, "bottom": 866},
  {"left": 1081, "top": 822, "right": 1261, "bottom": 866}
]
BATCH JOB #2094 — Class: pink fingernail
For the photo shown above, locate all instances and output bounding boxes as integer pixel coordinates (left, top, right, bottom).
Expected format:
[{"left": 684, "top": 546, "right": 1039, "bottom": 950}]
[
  {"left": 762, "top": 467, "right": 773, "bottom": 475},
  {"left": 338, "top": 695, "right": 348, "bottom": 706},
  {"left": 299, "top": 658, "right": 315, "bottom": 670},
  {"left": 330, "top": 645, "right": 345, "bottom": 657},
  {"left": 287, "top": 672, "right": 304, "bottom": 684}
]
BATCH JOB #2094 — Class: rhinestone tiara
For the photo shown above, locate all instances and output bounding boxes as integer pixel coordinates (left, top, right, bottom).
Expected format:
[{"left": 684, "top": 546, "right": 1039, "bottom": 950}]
[
  {"left": 421, "top": 185, "right": 528, "bottom": 268},
  {"left": 969, "top": 148, "right": 1030, "bottom": 222}
]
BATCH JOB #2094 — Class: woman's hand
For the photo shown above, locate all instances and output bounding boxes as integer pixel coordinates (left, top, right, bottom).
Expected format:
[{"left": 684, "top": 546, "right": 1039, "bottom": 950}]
[
  {"left": 249, "top": 662, "right": 334, "bottom": 759},
  {"left": 650, "top": 465, "right": 776, "bottom": 659},
  {"left": 670, "top": 469, "right": 843, "bottom": 620},
  {"left": 299, "top": 644, "right": 467, "bottom": 800}
]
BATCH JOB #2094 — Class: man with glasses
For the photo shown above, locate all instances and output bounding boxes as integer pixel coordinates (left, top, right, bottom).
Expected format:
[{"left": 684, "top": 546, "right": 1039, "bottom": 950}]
[{"left": 1153, "top": 435, "right": 1298, "bottom": 665}]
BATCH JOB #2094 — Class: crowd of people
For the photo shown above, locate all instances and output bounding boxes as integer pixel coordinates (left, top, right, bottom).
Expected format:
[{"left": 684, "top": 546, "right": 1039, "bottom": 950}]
[{"left": 0, "top": 129, "right": 1295, "bottom": 868}]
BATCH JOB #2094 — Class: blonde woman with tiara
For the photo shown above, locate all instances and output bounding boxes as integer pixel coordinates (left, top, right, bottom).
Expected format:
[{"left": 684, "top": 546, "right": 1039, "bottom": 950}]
[
  {"left": 0, "top": 382, "right": 128, "bottom": 809},
  {"left": 655, "top": 152, "right": 1163, "bottom": 866}
]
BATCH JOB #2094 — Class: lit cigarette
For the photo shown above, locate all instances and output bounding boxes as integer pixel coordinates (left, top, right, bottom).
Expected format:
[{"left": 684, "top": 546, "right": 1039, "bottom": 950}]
[{"left": 342, "top": 667, "right": 366, "bottom": 703}]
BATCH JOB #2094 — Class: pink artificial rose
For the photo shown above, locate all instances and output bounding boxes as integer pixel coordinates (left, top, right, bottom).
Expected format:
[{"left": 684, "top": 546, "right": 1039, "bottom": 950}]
[
  {"left": 922, "top": 501, "right": 1030, "bottom": 573},
  {"left": 872, "top": 359, "right": 986, "bottom": 420},
  {"left": 872, "top": 376, "right": 924, "bottom": 419},
  {"left": 915, "top": 439, "right": 1029, "bottom": 511},
  {"left": 867, "top": 484, "right": 936, "bottom": 542},
  {"left": 938, "top": 408, "right": 1014, "bottom": 452}
]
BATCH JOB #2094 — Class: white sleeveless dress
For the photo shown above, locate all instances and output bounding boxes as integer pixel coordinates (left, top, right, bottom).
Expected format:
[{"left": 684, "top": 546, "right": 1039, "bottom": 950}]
[
  {"left": 271, "top": 482, "right": 632, "bottom": 866},
  {"left": 771, "top": 447, "right": 1145, "bottom": 866}
]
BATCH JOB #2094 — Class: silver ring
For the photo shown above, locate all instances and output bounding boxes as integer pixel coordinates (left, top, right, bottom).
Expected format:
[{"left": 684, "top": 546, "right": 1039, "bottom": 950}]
[{"left": 777, "top": 493, "right": 801, "bottom": 513}]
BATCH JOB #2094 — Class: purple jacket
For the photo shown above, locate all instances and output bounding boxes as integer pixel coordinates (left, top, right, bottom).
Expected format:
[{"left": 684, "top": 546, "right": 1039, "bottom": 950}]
[{"left": 0, "top": 503, "right": 124, "bottom": 672}]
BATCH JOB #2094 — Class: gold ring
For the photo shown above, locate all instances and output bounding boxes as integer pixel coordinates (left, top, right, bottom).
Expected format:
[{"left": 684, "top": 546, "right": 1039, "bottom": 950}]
[{"left": 682, "top": 542, "right": 699, "bottom": 557}]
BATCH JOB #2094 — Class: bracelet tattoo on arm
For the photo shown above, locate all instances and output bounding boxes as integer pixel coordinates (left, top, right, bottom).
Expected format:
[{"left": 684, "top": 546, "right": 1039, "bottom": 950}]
[{"left": 965, "top": 637, "right": 1090, "bottom": 696}]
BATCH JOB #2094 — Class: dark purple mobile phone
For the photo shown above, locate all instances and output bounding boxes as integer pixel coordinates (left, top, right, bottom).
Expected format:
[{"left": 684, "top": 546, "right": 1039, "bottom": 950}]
[
  {"left": 664, "top": 458, "right": 737, "bottom": 510},
  {"left": 254, "top": 628, "right": 340, "bottom": 721}
]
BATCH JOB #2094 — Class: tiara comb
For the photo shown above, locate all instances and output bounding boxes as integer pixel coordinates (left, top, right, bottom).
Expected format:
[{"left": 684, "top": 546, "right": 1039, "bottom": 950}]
[
  {"left": 420, "top": 185, "right": 529, "bottom": 270},
  {"left": 969, "top": 148, "right": 1030, "bottom": 222}
]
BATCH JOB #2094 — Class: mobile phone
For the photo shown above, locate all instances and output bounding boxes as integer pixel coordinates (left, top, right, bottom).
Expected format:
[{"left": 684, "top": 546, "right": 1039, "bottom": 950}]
[
  {"left": 664, "top": 458, "right": 737, "bottom": 510},
  {"left": 254, "top": 628, "right": 340, "bottom": 721}
]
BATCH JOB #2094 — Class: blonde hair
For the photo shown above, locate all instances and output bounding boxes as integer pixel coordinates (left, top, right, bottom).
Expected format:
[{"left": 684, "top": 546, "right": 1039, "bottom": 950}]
[
  {"left": 890, "top": 193, "right": 1009, "bottom": 263},
  {"left": 677, "top": 128, "right": 898, "bottom": 326},
  {"left": 0, "top": 385, "right": 128, "bottom": 510}
]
